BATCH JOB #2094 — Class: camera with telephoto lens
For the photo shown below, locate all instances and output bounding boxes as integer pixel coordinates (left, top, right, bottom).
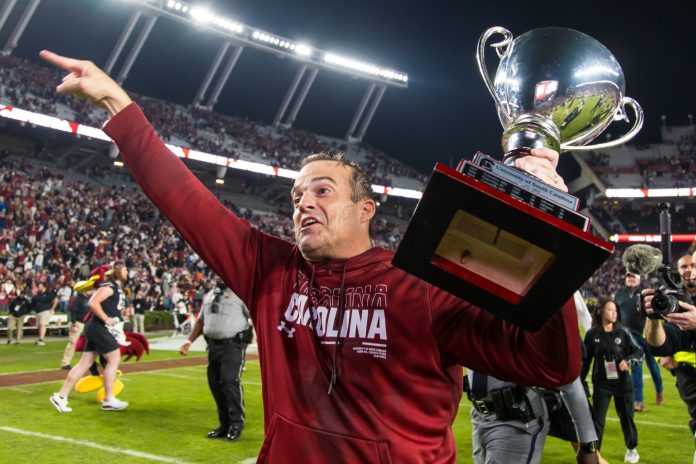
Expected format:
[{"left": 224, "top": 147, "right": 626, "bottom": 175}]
[
  {"left": 649, "top": 203, "right": 692, "bottom": 317},
  {"left": 651, "top": 285, "right": 690, "bottom": 316}
]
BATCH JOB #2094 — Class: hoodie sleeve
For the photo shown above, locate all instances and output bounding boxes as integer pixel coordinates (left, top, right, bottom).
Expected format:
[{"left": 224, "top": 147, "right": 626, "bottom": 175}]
[
  {"left": 102, "top": 103, "right": 292, "bottom": 316},
  {"left": 432, "top": 288, "right": 581, "bottom": 388}
]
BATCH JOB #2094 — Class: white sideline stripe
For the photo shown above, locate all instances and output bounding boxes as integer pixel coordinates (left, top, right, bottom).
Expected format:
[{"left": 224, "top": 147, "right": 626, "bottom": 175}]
[
  {"left": 181, "top": 367, "right": 206, "bottom": 372},
  {"left": 135, "top": 372, "right": 262, "bottom": 386},
  {"left": 240, "top": 458, "right": 257, "bottom": 464},
  {"left": 607, "top": 417, "right": 687, "bottom": 430},
  {"left": 4, "top": 387, "right": 31, "bottom": 393},
  {"left": 141, "top": 372, "right": 202, "bottom": 380},
  {"left": 0, "top": 426, "right": 193, "bottom": 463},
  {"left": 0, "top": 372, "right": 136, "bottom": 388}
]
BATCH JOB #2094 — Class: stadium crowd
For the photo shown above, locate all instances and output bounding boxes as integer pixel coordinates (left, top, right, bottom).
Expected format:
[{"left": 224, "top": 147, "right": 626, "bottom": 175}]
[
  {"left": 583, "top": 126, "right": 696, "bottom": 190},
  {"left": 0, "top": 54, "right": 427, "bottom": 187},
  {"left": 1, "top": 142, "right": 688, "bottom": 336},
  {"left": 0, "top": 149, "right": 406, "bottom": 318}
]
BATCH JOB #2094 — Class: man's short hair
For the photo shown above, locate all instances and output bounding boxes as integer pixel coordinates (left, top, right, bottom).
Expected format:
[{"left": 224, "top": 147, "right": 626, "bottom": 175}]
[{"left": 300, "top": 152, "right": 372, "bottom": 203}]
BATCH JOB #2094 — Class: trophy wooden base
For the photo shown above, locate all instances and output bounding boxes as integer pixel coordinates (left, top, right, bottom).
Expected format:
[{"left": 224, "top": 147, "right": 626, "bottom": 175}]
[{"left": 392, "top": 163, "right": 614, "bottom": 332}]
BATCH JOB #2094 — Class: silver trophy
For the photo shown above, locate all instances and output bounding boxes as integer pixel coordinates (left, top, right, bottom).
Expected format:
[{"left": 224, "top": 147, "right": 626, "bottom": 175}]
[
  {"left": 477, "top": 27, "right": 644, "bottom": 163},
  {"left": 392, "top": 26, "right": 620, "bottom": 330}
]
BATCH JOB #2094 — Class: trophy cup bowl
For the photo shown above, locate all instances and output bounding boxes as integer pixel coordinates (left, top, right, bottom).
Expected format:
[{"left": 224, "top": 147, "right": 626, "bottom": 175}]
[{"left": 477, "top": 27, "right": 643, "bottom": 162}]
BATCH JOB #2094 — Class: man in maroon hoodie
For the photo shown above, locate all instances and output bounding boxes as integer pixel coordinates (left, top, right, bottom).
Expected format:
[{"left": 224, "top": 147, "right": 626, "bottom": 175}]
[{"left": 40, "top": 50, "right": 581, "bottom": 463}]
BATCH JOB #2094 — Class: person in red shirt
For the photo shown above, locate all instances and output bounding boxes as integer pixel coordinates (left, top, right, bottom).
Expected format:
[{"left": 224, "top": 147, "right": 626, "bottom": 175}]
[{"left": 40, "top": 50, "right": 581, "bottom": 463}]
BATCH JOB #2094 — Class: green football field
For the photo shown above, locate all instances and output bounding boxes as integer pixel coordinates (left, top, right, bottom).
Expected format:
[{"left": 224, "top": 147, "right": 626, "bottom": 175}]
[{"left": 0, "top": 338, "right": 692, "bottom": 463}]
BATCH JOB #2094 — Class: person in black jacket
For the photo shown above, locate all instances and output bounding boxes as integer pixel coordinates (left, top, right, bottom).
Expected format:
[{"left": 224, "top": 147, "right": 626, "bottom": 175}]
[
  {"left": 581, "top": 299, "right": 644, "bottom": 464},
  {"left": 30, "top": 282, "right": 58, "bottom": 346},
  {"left": 7, "top": 288, "right": 30, "bottom": 344},
  {"left": 613, "top": 271, "right": 664, "bottom": 411},
  {"left": 131, "top": 290, "right": 149, "bottom": 334}
]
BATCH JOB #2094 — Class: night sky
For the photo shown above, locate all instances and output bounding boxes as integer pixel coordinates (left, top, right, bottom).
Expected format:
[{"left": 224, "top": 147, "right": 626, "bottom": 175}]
[{"left": 4, "top": 0, "right": 695, "bottom": 174}]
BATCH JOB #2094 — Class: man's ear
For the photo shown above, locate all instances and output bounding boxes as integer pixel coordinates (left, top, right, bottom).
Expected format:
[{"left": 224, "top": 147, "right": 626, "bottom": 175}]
[{"left": 361, "top": 198, "right": 376, "bottom": 223}]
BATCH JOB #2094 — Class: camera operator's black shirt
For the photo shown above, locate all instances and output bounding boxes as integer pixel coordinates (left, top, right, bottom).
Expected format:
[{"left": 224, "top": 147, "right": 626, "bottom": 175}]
[
  {"left": 30, "top": 290, "right": 57, "bottom": 313},
  {"left": 649, "top": 323, "right": 696, "bottom": 356},
  {"left": 614, "top": 285, "right": 646, "bottom": 335},
  {"left": 133, "top": 298, "right": 148, "bottom": 315}
]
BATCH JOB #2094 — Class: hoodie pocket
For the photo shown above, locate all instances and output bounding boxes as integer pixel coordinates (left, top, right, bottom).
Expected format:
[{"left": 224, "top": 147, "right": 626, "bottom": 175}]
[{"left": 257, "top": 414, "right": 392, "bottom": 463}]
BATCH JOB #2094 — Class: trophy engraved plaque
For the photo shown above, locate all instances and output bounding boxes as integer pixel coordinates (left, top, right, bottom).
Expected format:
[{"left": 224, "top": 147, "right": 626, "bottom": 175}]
[{"left": 393, "top": 27, "right": 643, "bottom": 331}]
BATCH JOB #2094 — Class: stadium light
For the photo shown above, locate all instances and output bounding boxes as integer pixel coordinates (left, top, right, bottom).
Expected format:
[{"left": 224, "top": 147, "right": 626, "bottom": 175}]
[
  {"left": 114, "top": 160, "right": 124, "bottom": 167},
  {"left": 189, "top": 8, "right": 213, "bottom": 23},
  {"left": 295, "top": 43, "right": 312, "bottom": 57},
  {"left": 324, "top": 53, "right": 407, "bottom": 82},
  {"left": 165, "top": 1, "right": 244, "bottom": 34},
  {"left": 142, "top": 0, "right": 408, "bottom": 85},
  {"left": 251, "top": 31, "right": 311, "bottom": 56},
  {"left": 215, "top": 178, "right": 225, "bottom": 184}
]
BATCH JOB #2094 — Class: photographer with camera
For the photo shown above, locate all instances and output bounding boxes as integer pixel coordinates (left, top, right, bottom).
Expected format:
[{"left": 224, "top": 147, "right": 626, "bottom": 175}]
[
  {"left": 180, "top": 280, "right": 253, "bottom": 442},
  {"left": 659, "top": 254, "right": 696, "bottom": 438},
  {"left": 625, "top": 205, "right": 696, "bottom": 350},
  {"left": 638, "top": 207, "right": 696, "bottom": 348},
  {"left": 632, "top": 205, "right": 696, "bottom": 462},
  {"left": 643, "top": 252, "right": 696, "bottom": 458}
]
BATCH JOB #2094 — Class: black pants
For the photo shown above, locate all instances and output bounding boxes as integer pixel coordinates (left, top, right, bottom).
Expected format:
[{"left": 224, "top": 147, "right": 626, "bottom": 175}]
[
  {"left": 593, "top": 386, "right": 637, "bottom": 450},
  {"left": 207, "top": 340, "right": 246, "bottom": 429},
  {"left": 673, "top": 364, "right": 696, "bottom": 436}
]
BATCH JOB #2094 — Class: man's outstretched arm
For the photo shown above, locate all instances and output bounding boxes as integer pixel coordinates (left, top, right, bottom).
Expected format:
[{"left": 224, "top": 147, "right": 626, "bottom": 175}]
[
  {"left": 38, "top": 50, "right": 291, "bottom": 312},
  {"left": 39, "top": 50, "right": 132, "bottom": 118}
]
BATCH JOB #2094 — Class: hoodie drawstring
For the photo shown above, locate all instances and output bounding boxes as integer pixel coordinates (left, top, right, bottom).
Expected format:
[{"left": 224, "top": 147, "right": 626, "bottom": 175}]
[
  {"left": 327, "top": 260, "right": 348, "bottom": 395},
  {"left": 302, "top": 261, "right": 335, "bottom": 390}
]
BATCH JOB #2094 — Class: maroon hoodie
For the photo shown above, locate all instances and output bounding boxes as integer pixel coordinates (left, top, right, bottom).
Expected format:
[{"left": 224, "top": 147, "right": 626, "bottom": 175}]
[{"left": 104, "top": 103, "right": 580, "bottom": 463}]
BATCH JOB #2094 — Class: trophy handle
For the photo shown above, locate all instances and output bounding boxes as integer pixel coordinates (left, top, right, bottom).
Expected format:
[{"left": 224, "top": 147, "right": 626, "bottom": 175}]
[
  {"left": 477, "top": 27, "right": 514, "bottom": 125},
  {"left": 561, "top": 97, "right": 644, "bottom": 151}
]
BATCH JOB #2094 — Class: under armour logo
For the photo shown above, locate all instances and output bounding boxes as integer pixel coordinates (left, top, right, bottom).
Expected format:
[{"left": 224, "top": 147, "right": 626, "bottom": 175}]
[{"left": 277, "top": 321, "right": 296, "bottom": 338}]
